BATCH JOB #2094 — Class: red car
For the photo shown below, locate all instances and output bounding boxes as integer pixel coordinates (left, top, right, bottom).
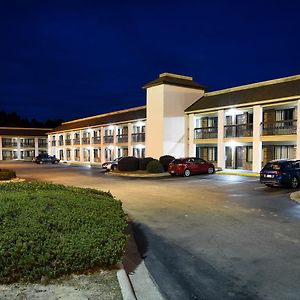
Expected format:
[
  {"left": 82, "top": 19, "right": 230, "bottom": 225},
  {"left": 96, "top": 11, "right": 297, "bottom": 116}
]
[{"left": 168, "top": 157, "right": 215, "bottom": 177}]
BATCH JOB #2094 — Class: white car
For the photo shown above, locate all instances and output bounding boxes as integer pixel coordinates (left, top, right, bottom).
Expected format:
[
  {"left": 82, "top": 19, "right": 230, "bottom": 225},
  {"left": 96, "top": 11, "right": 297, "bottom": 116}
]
[{"left": 102, "top": 157, "right": 123, "bottom": 171}]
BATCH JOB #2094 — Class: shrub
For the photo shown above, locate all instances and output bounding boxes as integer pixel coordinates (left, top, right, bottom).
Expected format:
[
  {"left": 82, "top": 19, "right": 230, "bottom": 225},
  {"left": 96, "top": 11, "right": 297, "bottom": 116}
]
[
  {"left": 146, "top": 159, "right": 164, "bottom": 173},
  {"left": 139, "top": 157, "right": 154, "bottom": 170},
  {"left": 0, "top": 169, "right": 16, "bottom": 180},
  {"left": 159, "top": 155, "right": 175, "bottom": 171},
  {"left": 0, "top": 182, "right": 127, "bottom": 283},
  {"left": 118, "top": 156, "right": 139, "bottom": 171}
]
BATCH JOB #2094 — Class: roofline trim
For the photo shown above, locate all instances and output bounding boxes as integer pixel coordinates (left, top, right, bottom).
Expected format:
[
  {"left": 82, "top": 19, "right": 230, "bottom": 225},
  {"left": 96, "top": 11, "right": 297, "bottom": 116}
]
[
  {"left": 205, "top": 74, "right": 300, "bottom": 96},
  {"left": 0, "top": 127, "right": 52, "bottom": 130},
  {"left": 49, "top": 118, "right": 147, "bottom": 134},
  {"left": 61, "top": 106, "right": 146, "bottom": 125},
  {"left": 185, "top": 95, "right": 300, "bottom": 114},
  {"left": 143, "top": 81, "right": 207, "bottom": 90}
]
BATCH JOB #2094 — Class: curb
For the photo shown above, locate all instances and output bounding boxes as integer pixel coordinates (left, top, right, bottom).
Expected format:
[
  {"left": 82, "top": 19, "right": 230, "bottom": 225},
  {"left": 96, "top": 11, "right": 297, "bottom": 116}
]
[
  {"left": 116, "top": 263, "right": 137, "bottom": 300},
  {"left": 216, "top": 171, "right": 259, "bottom": 177},
  {"left": 106, "top": 172, "right": 170, "bottom": 178}
]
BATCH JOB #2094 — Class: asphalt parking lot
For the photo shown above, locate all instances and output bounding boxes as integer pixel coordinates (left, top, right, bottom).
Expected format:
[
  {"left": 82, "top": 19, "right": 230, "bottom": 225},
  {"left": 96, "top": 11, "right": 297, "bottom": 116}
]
[{"left": 1, "top": 161, "right": 300, "bottom": 300}]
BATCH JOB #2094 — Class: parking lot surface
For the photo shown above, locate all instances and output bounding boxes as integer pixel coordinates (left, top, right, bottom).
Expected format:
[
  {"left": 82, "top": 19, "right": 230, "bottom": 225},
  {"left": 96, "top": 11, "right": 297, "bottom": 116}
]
[{"left": 1, "top": 161, "right": 300, "bottom": 300}]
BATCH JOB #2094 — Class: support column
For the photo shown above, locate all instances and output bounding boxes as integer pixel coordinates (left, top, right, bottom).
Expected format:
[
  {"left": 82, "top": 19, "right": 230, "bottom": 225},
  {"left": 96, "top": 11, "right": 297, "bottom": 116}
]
[
  {"left": 0, "top": 136, "right": 2, "bottom": 160},
  {"left": 113, "top": 126, "right": 116, "bottom": 159},
  {"left": 100, "top": 127, "right": 105, "bottom": 163},
  {"left": 252, "top": 105, "right": 263, "bottom": 172},
  {"left": 128, "top": 123, "right": 133, "bottom": 156},
  {"left": 79, "top": 131, "right": 84, "bottom": 162},
  {"left": 34, "top": 137, "right": 39, "bottom": 157},
  {"left": 188, "top": 114, "right": 196, "bottom": 157},
  {"left": 296, "top": 100, "right": 300, "bottom": 159},
  {"left": 217, "top": 110, "right": 225, "bottom": 169},
  {"left": 17, "top": 138, "right": 21, "bottom": 160}
]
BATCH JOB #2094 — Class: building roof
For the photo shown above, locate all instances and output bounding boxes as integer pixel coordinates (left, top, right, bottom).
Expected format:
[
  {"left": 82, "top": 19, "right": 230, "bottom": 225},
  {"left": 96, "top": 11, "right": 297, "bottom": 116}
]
[
  {"left": 143, "top": 72, "right": 207, "bottom": 90},
  {"left": 0, "top": 127, "right": 51, "bottom": 136},
  {"left": 185, "top": 75, "right": 300, "bottom": 113},
  {"left": 51, "top": 106, "right": 146, "bottom": 133}
]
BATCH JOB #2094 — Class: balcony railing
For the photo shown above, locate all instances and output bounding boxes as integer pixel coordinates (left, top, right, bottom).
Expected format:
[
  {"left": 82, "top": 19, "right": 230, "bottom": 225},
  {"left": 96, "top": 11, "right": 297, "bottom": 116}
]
[
  {"left": 261, "top": 120, "right": 297, "bottom": 136},
  {"left": 82, "top": 137, "right": 90, "bottom": 144},
  {"left": 21, "top": 143, "right": 35, "bottom": 148},
  {"left": 116, "top": 134, "right": 128, "bottom": 143},
  {"left": 73, "top": 138, "right": 80, "bottom": 145},
  {"left": 65, "top": 139, "right": 72, "bottom": 145},
  {"left": 38, "top": 142, "right": 48, "bottom": 147},
  {"left": 103, "top": 135, "right": 114, "bottom": 144},
  {"left": 132, "top": 133, "right": 145, "bottom": 143},
  {"left": 58, "top": 140, "right": 64, "bottom": 146},
  {"left": 194, "top": 127, "right": 218, "bottom": 139},
  {"left": 92, "top": 137, "right": 101, "bottom": 144},
  {"left": 52, "top": 141, "right": 56, "bottom": 146},
  {"left": 224, "top": 124, "right": 253, "bottom": 138}
]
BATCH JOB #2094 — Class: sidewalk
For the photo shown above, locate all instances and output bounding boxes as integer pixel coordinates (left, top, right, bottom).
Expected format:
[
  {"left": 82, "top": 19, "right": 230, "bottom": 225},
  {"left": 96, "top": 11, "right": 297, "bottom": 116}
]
[{"left": 216, "top": 168, "right": 260, "bottom": 177}]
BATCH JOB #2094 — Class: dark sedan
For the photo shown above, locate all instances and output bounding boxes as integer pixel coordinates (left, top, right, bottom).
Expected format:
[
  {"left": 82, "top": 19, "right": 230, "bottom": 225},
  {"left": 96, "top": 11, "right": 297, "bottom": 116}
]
[
  {"left": 34, "top": 154, "right": 60, "bottom": 164},
  {"left": 260, "top": 159, "right": 300, "bottom": 188},
  {"left": 168, "top": 157, "right": 215, "bottom": 177}
]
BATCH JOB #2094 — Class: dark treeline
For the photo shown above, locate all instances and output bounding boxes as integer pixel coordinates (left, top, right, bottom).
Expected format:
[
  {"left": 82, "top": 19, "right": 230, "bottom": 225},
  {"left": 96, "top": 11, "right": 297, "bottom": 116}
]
[{"left": 0, "top": 111, "right": 63, "bottom": 128}]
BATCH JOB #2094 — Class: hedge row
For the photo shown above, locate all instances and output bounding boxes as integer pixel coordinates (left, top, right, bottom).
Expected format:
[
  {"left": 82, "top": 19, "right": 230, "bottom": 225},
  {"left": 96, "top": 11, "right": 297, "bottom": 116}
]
[
  {"left": 0, "top": 169, "right": 16, "bottom": 180},
  {"left": 118, "top": 155, "right": 175, "bottom": 173},
  {"left": 0, "top": 182, "right": 127, "bottom": 283}
]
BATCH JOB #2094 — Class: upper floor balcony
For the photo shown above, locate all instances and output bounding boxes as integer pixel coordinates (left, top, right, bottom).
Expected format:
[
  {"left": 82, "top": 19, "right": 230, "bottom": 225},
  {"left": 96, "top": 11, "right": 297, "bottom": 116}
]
[
  {"left": 103, "top": 135, "right": 114, "bottom": 144},
  {"left": 58, "top": 140, "right": 64, "bottom": 146},
  {"left": 92, "top": 137, "right": 101, "bottom": 144},
  {"left": 116, "top": 134, "right": 128, "bottom": 143},
  {"left": 21, "top": 142, "right": 35, "bottom": 148},
  {"left": 224, "top": 124, "right": 253, "bottom": 138},
  {"left": 194, "top": 127, "right": 218, "bottom": 139},
  {"left": 38, "top": 141, "right": 48, "bottom": 147},
  {"left": 65, "top": 139, "right": 72, "bottom": 145},
  {"left": 52, "top": 140, "right": 56, "bottom": 146},
  {"left": 132, "top": 133, "right": 145, "bottom": 143},
  {"left": 261, "top": 120, "right": 297, "bottom": 135},
  {"left": 73, "top": 138, "right": 80, "bottom": 145},
  {"left": 82, "top": 137, "right": 90, "bottom": 144}
]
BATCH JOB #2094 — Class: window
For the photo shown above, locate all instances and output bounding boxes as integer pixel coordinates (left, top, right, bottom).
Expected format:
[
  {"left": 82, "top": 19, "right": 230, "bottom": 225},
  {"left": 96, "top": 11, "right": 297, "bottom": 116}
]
[
  {"left": 274, "top": 146, "right": 295, "bottom": 160},
  {"left": 246, "top": 146, "right": 253, "bottom": 163}
]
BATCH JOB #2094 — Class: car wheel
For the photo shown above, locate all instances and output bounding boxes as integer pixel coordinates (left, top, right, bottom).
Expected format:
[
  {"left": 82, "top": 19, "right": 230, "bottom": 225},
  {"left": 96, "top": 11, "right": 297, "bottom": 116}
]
[
  {"left": 290, "top": 177, "right": 299, "bottom": 189},
  {"left": 184, "top": 169, "right": 191, "bottom": 177},
  {"left": 207, "top": 167, "right": 215, "bottom": 174}
]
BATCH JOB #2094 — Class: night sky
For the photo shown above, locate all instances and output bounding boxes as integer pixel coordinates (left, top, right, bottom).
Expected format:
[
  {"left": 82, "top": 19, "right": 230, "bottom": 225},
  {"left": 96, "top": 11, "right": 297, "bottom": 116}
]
[{"left": 1, "top": 0, "right": 299, "bottom": 122}]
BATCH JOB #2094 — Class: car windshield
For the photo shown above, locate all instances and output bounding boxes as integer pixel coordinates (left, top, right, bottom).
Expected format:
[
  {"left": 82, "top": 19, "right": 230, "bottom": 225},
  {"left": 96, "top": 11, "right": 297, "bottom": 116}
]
[{"left": 264, "top": 162, "right": 282, "bottom": 170}]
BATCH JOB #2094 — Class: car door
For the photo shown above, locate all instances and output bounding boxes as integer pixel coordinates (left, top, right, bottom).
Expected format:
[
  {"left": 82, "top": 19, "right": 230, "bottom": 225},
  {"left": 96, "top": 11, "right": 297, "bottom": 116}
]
[
  {"left": 197, "top": 158, "right": 209, "bottom": 173},
  {"left": 186, "top": 158, "right": 197, "bottom": 174}
]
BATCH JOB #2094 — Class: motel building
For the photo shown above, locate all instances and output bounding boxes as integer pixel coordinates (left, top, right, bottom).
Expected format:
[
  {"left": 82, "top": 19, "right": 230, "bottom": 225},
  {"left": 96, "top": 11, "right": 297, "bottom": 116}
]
[
  {"left": 47, "top": 72, "right": 300, "bottom": 173},
  {"left": 2, "top": 72, "right": 300, "bottom": 173},
  {"left": 0, "top": 128, "right": 49, "bottom": 161}
]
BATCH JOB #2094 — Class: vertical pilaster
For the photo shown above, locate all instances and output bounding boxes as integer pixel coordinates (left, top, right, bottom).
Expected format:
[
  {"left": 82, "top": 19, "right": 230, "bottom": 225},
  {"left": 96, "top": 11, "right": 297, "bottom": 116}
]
[
  {"left": 113, "top": 126, "right": 116, "bottom": 159},
  {"left": 188, "top": 114, "right": 196, "bottom": 157},
  {"left": 100, "top": 127, "right": 105, "bottom": 163},
  {"left": 17, "top": 138, "right": 21, "bottom": 160},
  {"left": 252, "top": 105, "right": 263, "bottom": 172},
  {"left": 296, "top": 100, "right": 300, "bottom": 159},
  {"left": 128, "top": 123, "right": 133, "bottom": 156},
  {"left": 217, "top": 110, "right": 225, "bottom": 169},
  {"left": 34, "top": 137, "right": 39, "bottom": 157},
  {"left": 79, "top": 131, "right": 84, "bottom": 162}
]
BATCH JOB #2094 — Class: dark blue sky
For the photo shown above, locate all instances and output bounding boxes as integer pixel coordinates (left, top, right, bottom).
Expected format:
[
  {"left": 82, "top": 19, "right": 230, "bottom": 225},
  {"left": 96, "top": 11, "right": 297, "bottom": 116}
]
[{"left": 0, "top": 0, "right": 299, "bottom": 121}]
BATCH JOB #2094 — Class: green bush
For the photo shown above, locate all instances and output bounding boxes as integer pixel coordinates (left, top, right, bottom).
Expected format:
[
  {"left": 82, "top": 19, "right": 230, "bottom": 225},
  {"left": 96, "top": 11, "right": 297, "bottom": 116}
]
[
  {"left": 159, "top": 155, "right": 175, "bottom": 171},
  {"left": 146, "top": 159, "right": 164, "bottom": 173},
  {"left": 118, "top": 156, "right": 139, "bottom": 171},
  {"left": 0, "top": 169, "right": 16, "bottom": 180},
  {"left": 139, "top": 157, "right": 154, "bottom": 170},
  {"left": 0, "top": 182, "right": 127, "bottom": 283}
]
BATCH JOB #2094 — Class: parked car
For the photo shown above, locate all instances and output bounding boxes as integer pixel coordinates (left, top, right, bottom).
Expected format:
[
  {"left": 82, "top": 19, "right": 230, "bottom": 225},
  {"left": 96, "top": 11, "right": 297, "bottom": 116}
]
[
  {"left": 168, "top": 157, "right": 215, "bottom": 177},
  {"left": 260, "top": 159, "right": 300, "bottom": 188},
  {"left": 33, "top": 154, "right": 60, "bottom": 164},
  {"left": 102, "top": 157, "right": 123, "bottom": 171}
]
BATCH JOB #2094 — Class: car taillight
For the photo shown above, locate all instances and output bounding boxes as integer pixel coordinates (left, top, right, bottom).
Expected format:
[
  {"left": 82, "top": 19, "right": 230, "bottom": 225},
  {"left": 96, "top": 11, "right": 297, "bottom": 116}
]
[{"left": 276, "top": 171, "right": 282, "bottom": 175}]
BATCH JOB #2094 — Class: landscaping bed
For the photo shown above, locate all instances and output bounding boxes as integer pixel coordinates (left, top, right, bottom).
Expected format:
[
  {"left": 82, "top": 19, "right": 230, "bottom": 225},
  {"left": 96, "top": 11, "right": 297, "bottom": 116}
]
[{"left": 0, "top": 182, "right": 127, "bottom": 284}]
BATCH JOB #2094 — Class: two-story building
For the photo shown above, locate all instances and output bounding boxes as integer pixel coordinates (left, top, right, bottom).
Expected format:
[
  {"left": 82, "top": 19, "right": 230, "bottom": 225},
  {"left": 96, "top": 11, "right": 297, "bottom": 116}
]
[
  {"left": 47, "top": 72, "right": 300, "bottom": 172},
  {"left": 0, "top": 127, "right": 49, "bottom": 161}
]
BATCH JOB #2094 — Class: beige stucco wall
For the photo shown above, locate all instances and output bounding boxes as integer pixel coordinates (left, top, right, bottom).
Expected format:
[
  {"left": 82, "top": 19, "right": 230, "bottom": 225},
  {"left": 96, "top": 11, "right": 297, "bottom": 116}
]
[{"left": 146, "top": 84, "right": 204, "bottom": 159}]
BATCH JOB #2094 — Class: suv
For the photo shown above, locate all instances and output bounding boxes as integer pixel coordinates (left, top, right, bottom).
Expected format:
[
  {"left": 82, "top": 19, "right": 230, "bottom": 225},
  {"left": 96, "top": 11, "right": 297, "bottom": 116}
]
[
  {"left": 260, "top": 159, "right": 300, "bottom": 188},
  {"left": 102, "top": 157, "right": 123, "bottom": 171},
  {"left": 168, "top": 157, "right": 215, "bottom": 177},
  {"left": 34, "top": 154, "right": 60, "bottom": 164}
]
